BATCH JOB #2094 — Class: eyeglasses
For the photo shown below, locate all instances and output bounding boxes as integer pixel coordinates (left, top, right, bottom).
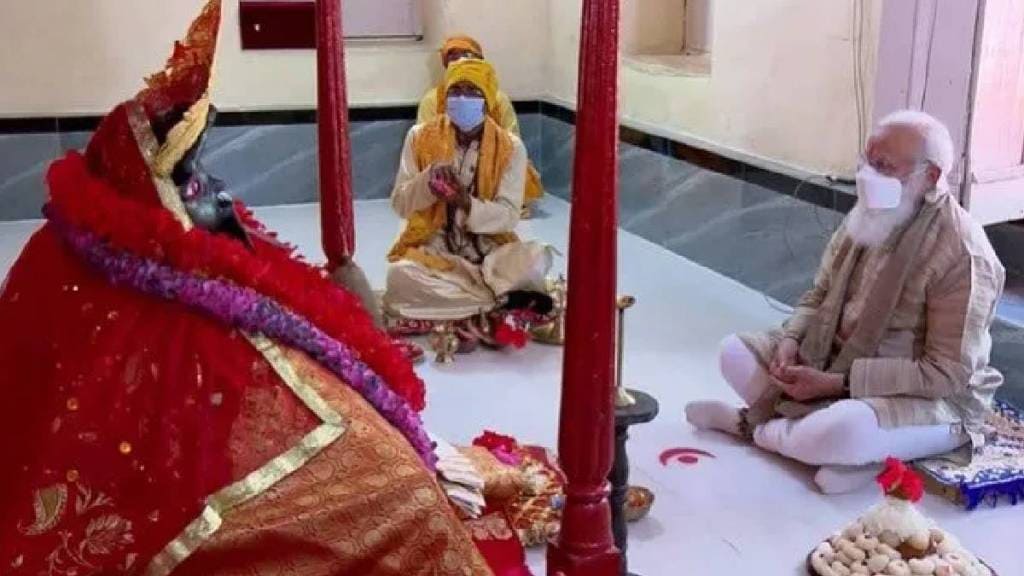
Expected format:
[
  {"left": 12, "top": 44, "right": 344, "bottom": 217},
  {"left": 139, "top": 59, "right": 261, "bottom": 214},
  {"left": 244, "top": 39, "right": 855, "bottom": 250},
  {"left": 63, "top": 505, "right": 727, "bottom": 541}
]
[
  {"left": 858, "top": 155, "right": 927, "bottom": 179},
  {"left": 858, "top": 155, "right": 898, "bottom": 176}
]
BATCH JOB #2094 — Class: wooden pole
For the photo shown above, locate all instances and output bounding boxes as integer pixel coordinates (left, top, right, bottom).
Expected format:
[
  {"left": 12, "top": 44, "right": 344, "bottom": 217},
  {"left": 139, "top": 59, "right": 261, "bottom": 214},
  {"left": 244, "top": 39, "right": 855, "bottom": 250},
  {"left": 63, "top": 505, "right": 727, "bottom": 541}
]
[
  {"left": 546, "top": 0, "right": 621, "bottom": 574},
  {"left": 316, "top": 0, "right": 354, "bottom": 268}
]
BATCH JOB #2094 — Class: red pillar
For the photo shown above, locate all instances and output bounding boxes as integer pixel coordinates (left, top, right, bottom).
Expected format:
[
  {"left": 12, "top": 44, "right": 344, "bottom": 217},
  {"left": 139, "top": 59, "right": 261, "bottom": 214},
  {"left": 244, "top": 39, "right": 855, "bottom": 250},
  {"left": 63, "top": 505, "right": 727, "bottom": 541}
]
[
  {"left": 316, "top": 0, "right": 355, "bottom": 268},
  {"left": 546, "top": 0, "right": 621, "bottom": 574}
]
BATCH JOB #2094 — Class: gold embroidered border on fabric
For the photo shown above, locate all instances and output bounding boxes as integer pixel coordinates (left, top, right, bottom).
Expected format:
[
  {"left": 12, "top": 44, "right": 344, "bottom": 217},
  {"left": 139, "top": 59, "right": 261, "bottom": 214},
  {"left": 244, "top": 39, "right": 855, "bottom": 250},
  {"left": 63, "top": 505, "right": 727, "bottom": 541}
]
[
  {"left": 125, "top": 101, "right": 194, "bottom": 232},
  {"left": 152, "top": 97, "right": 212, "bottom": 178},
  {"left": 144, "top": 334, "right": 347, "bottom": 576}
]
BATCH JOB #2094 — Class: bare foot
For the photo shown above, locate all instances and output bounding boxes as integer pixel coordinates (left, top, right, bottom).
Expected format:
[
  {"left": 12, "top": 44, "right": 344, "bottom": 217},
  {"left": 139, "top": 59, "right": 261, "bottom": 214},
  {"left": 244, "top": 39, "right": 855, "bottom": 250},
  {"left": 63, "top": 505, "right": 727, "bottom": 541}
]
[{"left": 684, "top": 400, "right": 743, "bottom": 436}]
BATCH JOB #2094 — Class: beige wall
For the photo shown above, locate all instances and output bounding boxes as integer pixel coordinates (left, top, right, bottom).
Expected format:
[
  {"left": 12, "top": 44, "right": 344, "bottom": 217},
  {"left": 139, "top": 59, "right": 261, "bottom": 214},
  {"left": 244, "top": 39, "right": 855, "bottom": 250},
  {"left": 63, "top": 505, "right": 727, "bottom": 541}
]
[
  {"left": 1, "top": 0, "right": 880, "bottom": 176},
  {"left": 620, "top": 0, "right": 686, "bottom": 56},
  {"left": 0, "top": 0, "right": 548, "bottom": 117},
  {"left": 548, "top": 0, "right": 883, "bottom": 176}
]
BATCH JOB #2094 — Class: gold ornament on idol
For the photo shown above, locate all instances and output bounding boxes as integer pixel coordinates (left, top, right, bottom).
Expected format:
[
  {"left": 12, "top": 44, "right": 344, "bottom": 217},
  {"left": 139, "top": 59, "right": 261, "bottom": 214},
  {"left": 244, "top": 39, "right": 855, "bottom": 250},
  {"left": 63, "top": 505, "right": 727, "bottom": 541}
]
[{"left": 152, "top": 96, "right": 212, "bottom": 177}]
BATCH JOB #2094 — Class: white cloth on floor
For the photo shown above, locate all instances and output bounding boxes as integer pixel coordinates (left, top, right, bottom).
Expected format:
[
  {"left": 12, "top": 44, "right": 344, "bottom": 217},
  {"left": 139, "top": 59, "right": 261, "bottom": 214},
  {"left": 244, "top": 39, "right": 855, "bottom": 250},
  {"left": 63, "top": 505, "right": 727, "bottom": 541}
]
[
  {"left": 430, "top": 433, "right": 487, "bottom": 518},
  {"left": 719, "top": 335, "right": 967, "bottom": 467},
  {"left": 384, "top": 241, "right": 553, "bottom": 321}
]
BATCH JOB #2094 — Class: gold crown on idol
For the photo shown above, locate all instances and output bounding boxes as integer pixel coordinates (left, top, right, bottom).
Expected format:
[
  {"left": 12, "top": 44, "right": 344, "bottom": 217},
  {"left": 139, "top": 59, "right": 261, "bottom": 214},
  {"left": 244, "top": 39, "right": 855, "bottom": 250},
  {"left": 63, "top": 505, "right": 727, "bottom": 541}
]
[{"left": 137, "top": 0, "right": 222, "bottom": 176}]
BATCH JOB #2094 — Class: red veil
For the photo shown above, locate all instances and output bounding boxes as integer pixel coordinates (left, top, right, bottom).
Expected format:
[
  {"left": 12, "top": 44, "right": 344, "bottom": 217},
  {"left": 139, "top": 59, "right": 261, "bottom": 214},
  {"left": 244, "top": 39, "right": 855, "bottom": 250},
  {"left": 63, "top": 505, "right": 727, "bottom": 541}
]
[{"left": 0, "top": 2, "right": 425, "bottom": 573}]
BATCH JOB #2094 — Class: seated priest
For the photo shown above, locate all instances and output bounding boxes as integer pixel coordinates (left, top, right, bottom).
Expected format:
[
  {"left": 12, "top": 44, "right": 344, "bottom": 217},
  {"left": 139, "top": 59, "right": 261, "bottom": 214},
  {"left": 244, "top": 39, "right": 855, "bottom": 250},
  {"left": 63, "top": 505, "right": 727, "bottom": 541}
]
[
  {"left": 0, "top": 3, "right": 496, "bottom": 574},
  {"left": 418, "top": 35, "right": 545, "bottom": 217},
  {"left": 385, "top": 59, "right": 554, "bottom": 350},
  {"left": 685, "top": 110, "right": 1005, "bottom": 495}
]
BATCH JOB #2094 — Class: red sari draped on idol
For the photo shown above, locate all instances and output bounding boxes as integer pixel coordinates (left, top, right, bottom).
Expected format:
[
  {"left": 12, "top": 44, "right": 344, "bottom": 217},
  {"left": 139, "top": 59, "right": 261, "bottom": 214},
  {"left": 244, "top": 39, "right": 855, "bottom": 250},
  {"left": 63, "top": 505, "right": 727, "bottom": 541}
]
[{"left": 0, "top": 2, "right": 494, "bottom": 574}]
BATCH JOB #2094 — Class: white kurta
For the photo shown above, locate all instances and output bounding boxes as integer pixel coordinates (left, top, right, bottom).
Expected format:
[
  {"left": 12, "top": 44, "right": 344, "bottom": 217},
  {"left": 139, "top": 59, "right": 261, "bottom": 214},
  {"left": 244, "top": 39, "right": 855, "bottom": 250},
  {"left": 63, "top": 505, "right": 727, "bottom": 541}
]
[{"left": 383, "top": 124, "right": 552, "bottom": 321}]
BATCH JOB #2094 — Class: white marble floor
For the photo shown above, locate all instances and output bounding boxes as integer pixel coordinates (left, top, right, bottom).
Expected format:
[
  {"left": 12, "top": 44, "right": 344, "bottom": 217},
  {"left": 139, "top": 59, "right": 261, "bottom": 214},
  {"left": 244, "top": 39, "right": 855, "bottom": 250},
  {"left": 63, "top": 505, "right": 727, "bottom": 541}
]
[{"left": 1, "top": 197, "right": 1019, "bottom": 576}]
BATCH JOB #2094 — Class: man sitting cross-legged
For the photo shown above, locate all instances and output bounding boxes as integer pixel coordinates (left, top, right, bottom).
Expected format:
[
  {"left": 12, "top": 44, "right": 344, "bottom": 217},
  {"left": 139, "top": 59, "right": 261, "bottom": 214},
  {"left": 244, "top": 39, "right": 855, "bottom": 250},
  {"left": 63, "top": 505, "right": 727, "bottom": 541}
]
[
  {"left": 685, "top": 111, "right": 1005, "bottom": 494},
  {"left": 384, "top": 59, "right": 554, "bottom": 352}
]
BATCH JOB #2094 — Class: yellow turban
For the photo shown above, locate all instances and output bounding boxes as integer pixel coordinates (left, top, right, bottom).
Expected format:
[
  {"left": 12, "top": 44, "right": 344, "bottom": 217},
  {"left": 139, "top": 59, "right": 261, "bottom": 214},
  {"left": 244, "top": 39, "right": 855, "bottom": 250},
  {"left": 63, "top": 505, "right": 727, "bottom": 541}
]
[
  {"left": 444, "top": 59, "right": 499, "bottom": 112},
  {"left": 441, "top": 35, "right": 483, "bottom": 60}
]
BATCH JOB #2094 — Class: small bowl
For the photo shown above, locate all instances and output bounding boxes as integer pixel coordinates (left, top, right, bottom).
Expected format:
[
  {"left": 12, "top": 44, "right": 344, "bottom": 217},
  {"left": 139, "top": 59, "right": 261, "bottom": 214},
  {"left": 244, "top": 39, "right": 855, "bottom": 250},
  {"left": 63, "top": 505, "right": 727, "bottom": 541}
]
[{"left": 624, "top": 486, "right": 655, "bottom": 523}]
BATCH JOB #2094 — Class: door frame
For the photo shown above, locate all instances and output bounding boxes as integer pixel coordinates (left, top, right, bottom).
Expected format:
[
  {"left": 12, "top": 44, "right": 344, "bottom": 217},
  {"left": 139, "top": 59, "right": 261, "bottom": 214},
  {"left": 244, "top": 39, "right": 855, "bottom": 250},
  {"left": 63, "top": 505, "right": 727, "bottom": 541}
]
[
  {"left": 874, "top": 0, "right": 1024, "bottom": 225},
  {"left": 963, "top": 0, "right": 1024, "bottom": 224},
  {"left": 872, "top": 0, "right": 984, "bottom": 206}
]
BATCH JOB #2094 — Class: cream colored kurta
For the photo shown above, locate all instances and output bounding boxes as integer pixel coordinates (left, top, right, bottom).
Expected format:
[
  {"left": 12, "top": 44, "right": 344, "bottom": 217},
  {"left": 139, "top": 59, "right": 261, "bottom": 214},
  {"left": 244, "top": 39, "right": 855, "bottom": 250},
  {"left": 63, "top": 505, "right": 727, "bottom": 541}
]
[
  {"left": 741, "top": 190, "right": 1005, "bottom": 450},
  {"left": 383, "top": 124, "right": 552, "bottom": 321}
]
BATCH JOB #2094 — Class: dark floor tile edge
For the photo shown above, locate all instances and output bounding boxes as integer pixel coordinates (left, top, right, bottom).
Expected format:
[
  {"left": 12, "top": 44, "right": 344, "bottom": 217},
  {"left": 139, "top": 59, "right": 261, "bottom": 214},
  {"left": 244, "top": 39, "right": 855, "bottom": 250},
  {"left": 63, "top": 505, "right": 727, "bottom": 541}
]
[
  {"left": 2, "top": 99, "right": 849, "bottom": 213},
  {"left": 542, "top": 100, "right": 856, "bottom": 214},
  {"left": 0, "top": 117, "right": 60, "bottom": 134},
  {"left": 1, "top": 101, "right": 546, "bottom": 134}
]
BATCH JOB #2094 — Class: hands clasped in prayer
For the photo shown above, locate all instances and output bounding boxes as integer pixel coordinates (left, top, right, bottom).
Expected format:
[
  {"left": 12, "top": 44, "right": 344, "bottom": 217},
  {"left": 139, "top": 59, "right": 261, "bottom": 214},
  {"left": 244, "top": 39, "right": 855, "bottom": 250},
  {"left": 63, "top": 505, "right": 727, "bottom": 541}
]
[
  {"left": 429, "top": 162, "right": 472, "bottom": 211},
  {"left": 769, "top": 337, "right": 845, "bottom": 403}
]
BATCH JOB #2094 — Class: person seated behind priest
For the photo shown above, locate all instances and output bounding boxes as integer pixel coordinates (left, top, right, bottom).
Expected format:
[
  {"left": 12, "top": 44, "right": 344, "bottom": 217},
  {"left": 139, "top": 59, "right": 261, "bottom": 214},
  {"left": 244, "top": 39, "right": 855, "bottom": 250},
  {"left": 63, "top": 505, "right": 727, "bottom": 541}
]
[
  {"left": 418, "top": 35, "right": 544, "bottom": 216},
  {"left": 385, "top": 59, "right": 553, "bottom": 350},
  {"left": 685, "top": 110, "right": 1005, "bottom": 495},
  {"left": 417, "top": 35, "right": 519, "bottom": 134}
]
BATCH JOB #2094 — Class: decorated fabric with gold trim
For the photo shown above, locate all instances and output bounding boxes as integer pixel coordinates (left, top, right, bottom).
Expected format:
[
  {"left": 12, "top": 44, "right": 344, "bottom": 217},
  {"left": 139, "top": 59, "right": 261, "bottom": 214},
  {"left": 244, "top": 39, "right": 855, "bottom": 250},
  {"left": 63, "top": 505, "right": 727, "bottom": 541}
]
[
  {"left": 174, "top": 347, "right": 493, "bottom": 576},
  {"left": 0, "top": 180, "right": 434, "bottom": 574},
  {"left": 459, "top": 446, "right": 529, "bottom": 502},
  {"left": 462, "top": 512, "right": 532, "bottom": 576},
  {"left": 1, "top": 6, "right": 416, "bottom": 574},
  {"left": 1, "top": 1, "right": 433, "bottom": 573},
  {"left": 0, "top": 215, "right": 341, "bottom": 574},
  {"left": 11, "top": 482, "right": 138, "bottom": 575},
  {"left": 505, "top": 447, "right": 566, "bottom": 548}
]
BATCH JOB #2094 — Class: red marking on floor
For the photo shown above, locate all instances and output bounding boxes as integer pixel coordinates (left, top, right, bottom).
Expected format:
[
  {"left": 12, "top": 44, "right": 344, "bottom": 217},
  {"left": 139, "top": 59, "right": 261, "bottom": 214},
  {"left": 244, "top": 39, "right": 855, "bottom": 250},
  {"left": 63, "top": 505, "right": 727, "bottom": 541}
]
[{"left": 659, "top": 447, "right": 716, "bottom": 467}]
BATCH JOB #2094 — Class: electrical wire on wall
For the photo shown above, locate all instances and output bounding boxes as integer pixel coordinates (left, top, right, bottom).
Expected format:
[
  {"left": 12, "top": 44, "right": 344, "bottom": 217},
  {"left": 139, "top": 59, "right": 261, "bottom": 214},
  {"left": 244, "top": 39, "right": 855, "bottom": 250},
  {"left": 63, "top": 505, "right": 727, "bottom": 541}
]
[
  {"left": 763, "top": 0, "right": 872, "bottom": 315},
  {"left": 852, "top": 0, "right": 869, "bottom": 155}
]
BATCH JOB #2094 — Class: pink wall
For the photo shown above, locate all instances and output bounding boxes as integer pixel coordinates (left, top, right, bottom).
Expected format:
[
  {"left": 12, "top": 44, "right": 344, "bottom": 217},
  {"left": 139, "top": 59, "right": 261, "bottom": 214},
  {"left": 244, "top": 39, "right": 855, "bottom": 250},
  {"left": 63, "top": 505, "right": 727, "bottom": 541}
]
[
  {"left": 873, "top": 0, "right": 982, "bottom": 199},
  {"left": 970, "top": 0, "right": 1024, "bottom": 176},
  {"left": 968, "top": 0, "right": 1024, "bottom": 224}
]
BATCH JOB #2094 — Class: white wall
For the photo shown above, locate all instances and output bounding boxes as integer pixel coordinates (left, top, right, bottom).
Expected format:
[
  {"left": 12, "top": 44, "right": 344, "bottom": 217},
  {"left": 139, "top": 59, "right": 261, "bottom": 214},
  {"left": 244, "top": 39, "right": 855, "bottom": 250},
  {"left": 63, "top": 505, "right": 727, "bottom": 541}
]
[
  {"left": 547, "top": 0, "right": 883, "bottom": 176},
  {"left": 0, "top": 0, "right": 548, "bottom": 116}
]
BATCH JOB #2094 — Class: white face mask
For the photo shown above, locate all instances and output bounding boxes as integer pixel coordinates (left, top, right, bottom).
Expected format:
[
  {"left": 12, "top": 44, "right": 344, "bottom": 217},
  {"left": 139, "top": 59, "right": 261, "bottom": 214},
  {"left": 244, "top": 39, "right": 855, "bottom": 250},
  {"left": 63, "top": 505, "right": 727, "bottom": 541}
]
[
  {"left": 856, "top": 165, "right": 903, "bottom": 209},
  {"left": 446, "top": 95, "right": 486, "bottom": 132}
]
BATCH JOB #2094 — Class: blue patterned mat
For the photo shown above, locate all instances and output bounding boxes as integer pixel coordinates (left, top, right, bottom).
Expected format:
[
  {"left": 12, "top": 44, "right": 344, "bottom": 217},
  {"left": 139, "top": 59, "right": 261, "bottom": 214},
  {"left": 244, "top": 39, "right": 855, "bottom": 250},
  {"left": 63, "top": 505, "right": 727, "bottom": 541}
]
[{"left": 917, "top": 400, "right": 1024, "bottom": 510}]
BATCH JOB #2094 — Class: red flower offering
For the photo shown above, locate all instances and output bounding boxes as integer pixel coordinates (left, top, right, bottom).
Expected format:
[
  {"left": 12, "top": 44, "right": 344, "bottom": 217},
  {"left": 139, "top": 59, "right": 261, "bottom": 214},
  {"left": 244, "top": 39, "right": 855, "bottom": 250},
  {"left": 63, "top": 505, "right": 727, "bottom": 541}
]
[
  {"left": 494, "top": 322, "right": 528, "bottom": 349},
  {"left": 876, "top": 457, "right": 925, "bottom": 503},
  {"left": 473, "top": 430, "right": 525, "bottom": 466}
]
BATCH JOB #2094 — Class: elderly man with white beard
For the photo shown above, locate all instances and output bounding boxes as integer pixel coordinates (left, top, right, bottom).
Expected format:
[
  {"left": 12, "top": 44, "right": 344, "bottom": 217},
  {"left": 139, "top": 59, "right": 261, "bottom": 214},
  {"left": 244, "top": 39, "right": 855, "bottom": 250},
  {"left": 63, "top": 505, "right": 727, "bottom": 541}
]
[{"left": 685, "top": 110, "right": 1006, "bottom": 494}]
